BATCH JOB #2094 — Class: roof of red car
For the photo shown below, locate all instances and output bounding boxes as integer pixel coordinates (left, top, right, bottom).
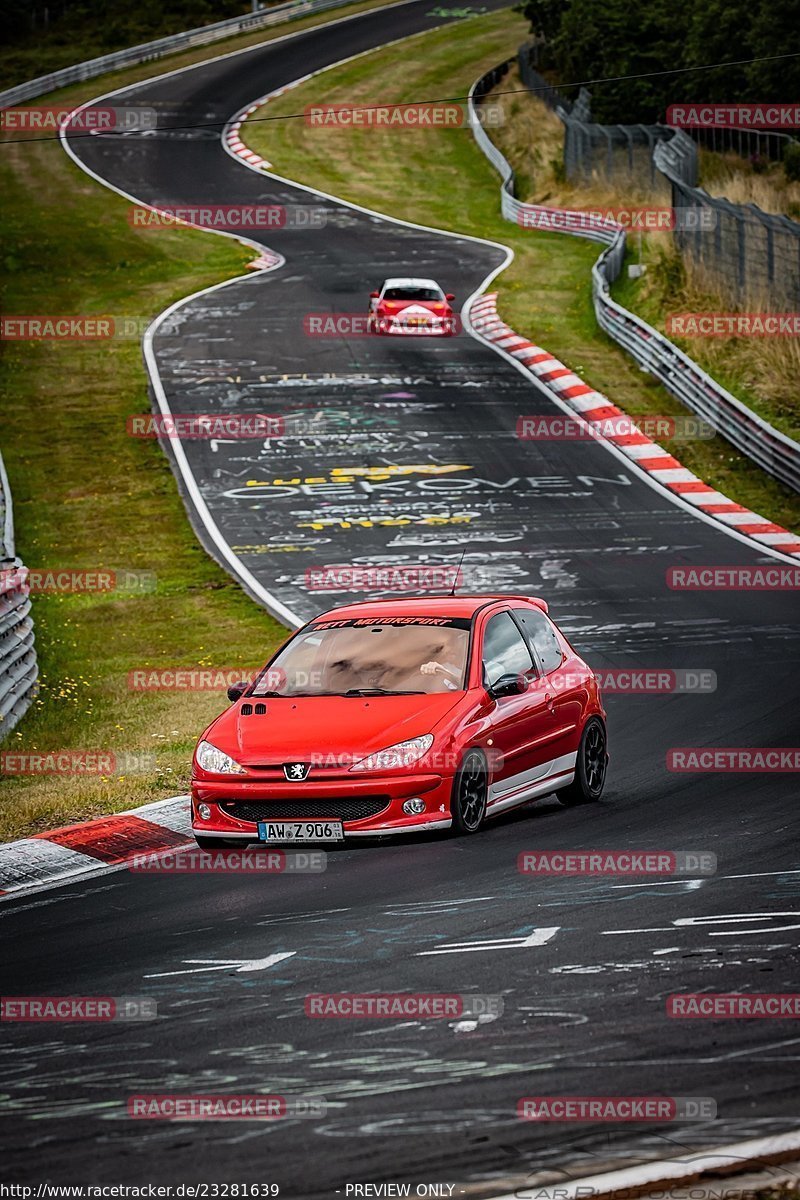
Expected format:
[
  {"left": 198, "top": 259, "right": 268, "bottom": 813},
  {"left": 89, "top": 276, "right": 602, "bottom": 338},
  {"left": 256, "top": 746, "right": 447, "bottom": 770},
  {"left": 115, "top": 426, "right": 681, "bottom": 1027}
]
[{"left": 313, "top": 595, "right": 547, "bottom": 621}]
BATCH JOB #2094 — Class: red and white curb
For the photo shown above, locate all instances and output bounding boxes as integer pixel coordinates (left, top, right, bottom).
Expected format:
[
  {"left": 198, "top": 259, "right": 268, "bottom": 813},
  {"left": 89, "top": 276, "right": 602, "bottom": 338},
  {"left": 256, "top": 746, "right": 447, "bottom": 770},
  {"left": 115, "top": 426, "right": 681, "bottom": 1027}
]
[
  {"left": 224, "top": 76, "right": 309, "bottom": 172},
  {"left": 470, "top": 293, "right": 800, "bottom": 558},
  {"left": 224, "top": 81, "right": 307, "bottom": 271},
  {"left": 0, "top": 795, "right": 192, "bottom": 898},
  {"left": 246, "top": 248, "right": 284, "bottom": 271},
  {"left": 225, "top": 105, "right": 272, "bottom": 170}
]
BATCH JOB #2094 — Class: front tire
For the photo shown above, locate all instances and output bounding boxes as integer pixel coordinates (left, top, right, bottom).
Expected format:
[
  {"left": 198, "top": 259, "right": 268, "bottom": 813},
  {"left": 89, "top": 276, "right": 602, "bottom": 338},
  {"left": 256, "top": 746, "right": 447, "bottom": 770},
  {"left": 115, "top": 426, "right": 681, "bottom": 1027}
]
[
  {"left": 450, "top": 749, "right": 488, "bottom": 834},
  {"left": 557, "top": 717, "right": 607, "bottom": 806}
]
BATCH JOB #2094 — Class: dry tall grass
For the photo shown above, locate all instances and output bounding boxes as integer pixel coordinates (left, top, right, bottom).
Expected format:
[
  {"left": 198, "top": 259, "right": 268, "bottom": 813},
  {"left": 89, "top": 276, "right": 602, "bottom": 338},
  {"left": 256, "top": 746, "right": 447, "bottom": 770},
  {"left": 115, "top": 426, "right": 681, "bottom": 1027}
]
[
  {"left": 487, "top": 68, "right": 800, "bottom": 440},
  {"left": 699, "top": 149, "right": 800, "bottom": 221}
]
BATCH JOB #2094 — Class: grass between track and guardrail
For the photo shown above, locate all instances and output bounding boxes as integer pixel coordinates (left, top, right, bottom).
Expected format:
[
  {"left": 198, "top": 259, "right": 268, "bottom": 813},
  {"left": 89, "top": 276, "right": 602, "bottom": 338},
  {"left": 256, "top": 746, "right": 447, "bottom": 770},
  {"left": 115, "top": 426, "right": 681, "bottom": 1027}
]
[
  {"left": 0, "top": 0, "right": 404, "bottom": 841},
  {"left": 243, "top": 9, "right": 800, "bottom": 535}
]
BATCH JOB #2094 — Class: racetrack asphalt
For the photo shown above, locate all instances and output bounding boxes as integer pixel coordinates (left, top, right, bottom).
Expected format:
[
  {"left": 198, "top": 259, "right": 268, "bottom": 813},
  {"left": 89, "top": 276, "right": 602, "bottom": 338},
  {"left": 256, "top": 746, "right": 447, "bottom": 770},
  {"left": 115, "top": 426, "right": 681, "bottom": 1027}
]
[{"left": 2, "top": 1, "right": 799, "bottom": 1192}]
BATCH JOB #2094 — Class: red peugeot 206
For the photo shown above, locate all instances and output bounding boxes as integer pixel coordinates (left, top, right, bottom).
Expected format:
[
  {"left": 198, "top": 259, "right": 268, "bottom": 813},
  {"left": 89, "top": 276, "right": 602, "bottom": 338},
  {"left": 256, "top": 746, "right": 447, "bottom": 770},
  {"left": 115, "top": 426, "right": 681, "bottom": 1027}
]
[
  {"left": 367, "top": 277, "right": 457, "bottom": 336},
  {"left": 191, "top": 595, "right": 608, "bottom": 847}
]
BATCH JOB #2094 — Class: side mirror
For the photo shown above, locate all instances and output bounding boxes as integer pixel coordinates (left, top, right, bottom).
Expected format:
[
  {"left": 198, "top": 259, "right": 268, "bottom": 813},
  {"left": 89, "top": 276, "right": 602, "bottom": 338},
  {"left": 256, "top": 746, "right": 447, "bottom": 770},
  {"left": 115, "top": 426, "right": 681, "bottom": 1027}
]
[
  {"left": 445, "top": 293, "right": 455, "bottom": 301},
  {"left": 227, "top": 680, "right": 249, "bottom": 702},
  {"left": 370, "top": 290, "right": 380, "bottom": 298},
  {"left": 488, "top": 673, "right": 526, "bottom": 700}
]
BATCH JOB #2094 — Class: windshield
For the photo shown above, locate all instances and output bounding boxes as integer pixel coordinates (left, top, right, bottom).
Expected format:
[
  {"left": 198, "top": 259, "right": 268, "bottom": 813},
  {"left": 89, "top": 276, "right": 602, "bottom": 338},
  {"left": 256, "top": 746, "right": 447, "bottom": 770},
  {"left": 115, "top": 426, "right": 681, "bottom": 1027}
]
[
  {"left": 383, "top": 286, "right": 444, "bottom": 302},
  {"left": 252, "top": 617, "right": 470, "bottom": 696}
]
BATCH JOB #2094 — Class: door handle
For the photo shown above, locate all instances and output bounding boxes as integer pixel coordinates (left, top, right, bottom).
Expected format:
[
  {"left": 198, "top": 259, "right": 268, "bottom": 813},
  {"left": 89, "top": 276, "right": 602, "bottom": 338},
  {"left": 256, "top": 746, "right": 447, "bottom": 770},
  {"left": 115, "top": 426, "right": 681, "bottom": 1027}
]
[{"left": 545, "top": 692, "right": 556, "bottom": 712}]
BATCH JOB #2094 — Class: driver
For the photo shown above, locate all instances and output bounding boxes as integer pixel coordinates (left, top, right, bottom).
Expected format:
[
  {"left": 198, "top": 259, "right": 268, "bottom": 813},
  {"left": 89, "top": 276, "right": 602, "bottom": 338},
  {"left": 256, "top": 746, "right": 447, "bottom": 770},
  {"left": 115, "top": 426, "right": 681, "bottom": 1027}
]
[{"left": 419, "top": 658, "right": 462, "bottom": 691}]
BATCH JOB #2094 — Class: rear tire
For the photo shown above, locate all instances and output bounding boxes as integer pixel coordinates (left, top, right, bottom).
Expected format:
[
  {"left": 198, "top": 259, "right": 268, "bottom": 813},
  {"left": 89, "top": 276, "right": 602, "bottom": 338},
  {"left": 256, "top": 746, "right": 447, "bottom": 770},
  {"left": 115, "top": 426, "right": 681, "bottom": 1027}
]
[
  {"left": 557, "top": 717, "right": 607, "bottom": 806},
  {"left": 450, "top": 749, "right": 488, "bottom": 834}
]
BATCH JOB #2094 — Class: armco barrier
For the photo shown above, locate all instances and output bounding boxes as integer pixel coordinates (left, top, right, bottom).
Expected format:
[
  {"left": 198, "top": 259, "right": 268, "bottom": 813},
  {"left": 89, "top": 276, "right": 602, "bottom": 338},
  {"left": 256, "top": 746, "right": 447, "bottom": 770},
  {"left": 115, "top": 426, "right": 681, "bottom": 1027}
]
[
  {"left": 467, "top": 66, "right": 800, "bottom": 496},
  {"left": 0, "top": 452, "right": 38, "bottom": 740},
  {"left": 0, "top": 0, "right": 374, "bottom": 108}
]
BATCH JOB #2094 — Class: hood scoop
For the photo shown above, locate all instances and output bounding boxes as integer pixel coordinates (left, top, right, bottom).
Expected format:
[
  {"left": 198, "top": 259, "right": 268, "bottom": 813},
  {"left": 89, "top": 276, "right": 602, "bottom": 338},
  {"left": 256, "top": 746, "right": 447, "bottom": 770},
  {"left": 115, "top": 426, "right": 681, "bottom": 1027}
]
[{"left": 240, "top": 703, "right": 267, "bottom": 715}]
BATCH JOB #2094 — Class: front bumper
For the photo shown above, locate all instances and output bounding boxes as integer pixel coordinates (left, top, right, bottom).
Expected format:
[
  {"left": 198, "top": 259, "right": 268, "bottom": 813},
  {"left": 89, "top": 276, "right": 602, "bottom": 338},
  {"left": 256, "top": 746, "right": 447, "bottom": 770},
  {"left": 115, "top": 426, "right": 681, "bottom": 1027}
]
[{"left": 191, "top": 771, "right": 453, "bottom": 840}]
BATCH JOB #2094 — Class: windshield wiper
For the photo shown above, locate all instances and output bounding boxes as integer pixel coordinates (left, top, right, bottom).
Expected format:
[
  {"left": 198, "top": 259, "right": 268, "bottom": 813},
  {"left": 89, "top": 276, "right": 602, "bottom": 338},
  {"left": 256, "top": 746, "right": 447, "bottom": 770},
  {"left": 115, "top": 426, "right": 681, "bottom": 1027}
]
[
  {"left": 252, "top": 690, "right": 327, "bottom": 698},
  {"left": 342, "top": 688, "right": 425, "bottom": 697}
]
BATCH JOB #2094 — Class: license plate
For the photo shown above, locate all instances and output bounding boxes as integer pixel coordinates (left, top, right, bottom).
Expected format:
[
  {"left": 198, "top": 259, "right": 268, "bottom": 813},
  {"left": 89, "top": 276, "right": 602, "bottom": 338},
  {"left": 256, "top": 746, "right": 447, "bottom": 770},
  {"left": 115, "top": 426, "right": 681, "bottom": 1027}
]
[{"left": 257, "top": 820, "right": 344, "bottom": 843}]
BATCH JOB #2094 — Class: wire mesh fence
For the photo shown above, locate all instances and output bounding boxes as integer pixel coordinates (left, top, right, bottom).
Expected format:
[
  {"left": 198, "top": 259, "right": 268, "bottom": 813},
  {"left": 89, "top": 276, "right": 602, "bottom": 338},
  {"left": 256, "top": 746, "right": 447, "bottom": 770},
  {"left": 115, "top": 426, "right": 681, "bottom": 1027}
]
[
  {"left": 654, "top": 135, "right": 800, "bottom": 308},
  {"left": 516, "top": 44, "right": 800, "bottom": 308},
  {"left": 467, "top": 68, "right": 800, "bottom": 496},
  {"left": 690, "top": 125, "right": 796, "bottom": 165}
]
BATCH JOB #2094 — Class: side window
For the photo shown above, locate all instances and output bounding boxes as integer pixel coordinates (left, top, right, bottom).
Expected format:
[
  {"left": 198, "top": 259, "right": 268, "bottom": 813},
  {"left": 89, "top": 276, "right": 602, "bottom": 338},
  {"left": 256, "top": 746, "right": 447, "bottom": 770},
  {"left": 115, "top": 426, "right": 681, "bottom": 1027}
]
[
  {"left": 481, "top": 612, "right": 534, "bottom": 688},
  {"left": 513, "top": 608, "right": 564, "bottom": 675}
]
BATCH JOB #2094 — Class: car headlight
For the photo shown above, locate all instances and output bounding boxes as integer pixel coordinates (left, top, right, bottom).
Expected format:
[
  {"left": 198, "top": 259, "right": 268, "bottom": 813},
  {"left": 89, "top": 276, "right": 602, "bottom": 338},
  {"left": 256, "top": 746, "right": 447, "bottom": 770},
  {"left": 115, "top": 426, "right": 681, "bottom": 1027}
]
[
  {"left": 195, "top": 739, "right": 247, "bottom": 775},
  {"left": 350, "top": 734, "right": 434, "bottom": 772}
]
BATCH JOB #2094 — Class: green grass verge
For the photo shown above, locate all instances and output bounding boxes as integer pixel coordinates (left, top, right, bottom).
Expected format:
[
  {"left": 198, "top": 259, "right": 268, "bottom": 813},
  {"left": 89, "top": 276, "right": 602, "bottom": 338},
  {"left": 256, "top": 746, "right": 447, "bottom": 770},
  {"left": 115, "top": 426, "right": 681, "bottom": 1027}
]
[
  {"left": 0, "top": 134, "right": 288, "bottom": 841},
  {"left": 244, "top": 11, "right": 800, "bottom": 533},
  {"left": 0, "top": 0, "right": 405, "bottom": 842}
]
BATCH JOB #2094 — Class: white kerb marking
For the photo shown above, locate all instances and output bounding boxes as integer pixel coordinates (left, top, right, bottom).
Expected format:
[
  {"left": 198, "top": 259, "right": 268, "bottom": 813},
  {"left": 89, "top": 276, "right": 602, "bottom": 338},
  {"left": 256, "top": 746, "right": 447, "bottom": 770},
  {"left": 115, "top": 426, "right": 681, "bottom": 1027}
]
[
  {"left": 416, "top": 927, "right": 559, "bottom": 956},
  {"left": 146, "top": 951, "right": 296, "bottom": 977}
]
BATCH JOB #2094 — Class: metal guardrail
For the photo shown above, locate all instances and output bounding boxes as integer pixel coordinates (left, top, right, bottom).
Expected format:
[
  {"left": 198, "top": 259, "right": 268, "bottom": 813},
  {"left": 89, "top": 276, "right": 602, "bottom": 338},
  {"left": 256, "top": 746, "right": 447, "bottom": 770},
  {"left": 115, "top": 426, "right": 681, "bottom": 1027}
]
[
  {"left": 468, "top": 66, "right": 800, "bottom": 496},
  {"left": 0, "top": 0, "right": 368, "bottom": 108},
  {"left": 0, "top": 452, "right": 38, "bottom": 740}
]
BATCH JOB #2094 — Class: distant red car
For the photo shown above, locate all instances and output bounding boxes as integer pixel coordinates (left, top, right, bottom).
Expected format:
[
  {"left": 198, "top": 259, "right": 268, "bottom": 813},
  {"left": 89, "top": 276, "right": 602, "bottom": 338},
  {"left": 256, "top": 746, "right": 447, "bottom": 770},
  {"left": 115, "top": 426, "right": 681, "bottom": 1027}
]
[
  {"left": 367, "top": 276, "right": 457, "bottom": 336},
  {"left": 191, "top": 595, "right": 608, "bottom": 846}
]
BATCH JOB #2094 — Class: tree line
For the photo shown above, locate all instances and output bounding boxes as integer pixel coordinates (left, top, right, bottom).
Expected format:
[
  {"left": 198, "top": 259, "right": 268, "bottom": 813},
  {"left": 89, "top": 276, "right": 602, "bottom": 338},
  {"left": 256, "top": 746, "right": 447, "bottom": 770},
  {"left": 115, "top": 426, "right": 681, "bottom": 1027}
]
[{"left": 521, "top": 0, "right": 800, "bottom": 123}]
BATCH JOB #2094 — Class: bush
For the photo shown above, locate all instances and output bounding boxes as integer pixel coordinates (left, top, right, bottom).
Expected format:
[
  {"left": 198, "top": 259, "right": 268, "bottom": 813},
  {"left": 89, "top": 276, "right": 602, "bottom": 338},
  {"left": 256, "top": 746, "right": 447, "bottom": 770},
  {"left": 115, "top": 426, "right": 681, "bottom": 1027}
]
[{"left": 783, "top": 140, "right": 800, "bottom": 182}]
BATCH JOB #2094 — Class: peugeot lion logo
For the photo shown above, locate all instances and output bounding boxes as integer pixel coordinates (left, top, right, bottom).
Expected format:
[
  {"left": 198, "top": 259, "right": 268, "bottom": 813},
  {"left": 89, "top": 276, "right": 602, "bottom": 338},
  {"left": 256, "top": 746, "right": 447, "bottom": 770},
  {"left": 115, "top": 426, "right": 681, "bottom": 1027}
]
[{"left": 283, "top": 763, "right": 310, "bottom": 781}]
